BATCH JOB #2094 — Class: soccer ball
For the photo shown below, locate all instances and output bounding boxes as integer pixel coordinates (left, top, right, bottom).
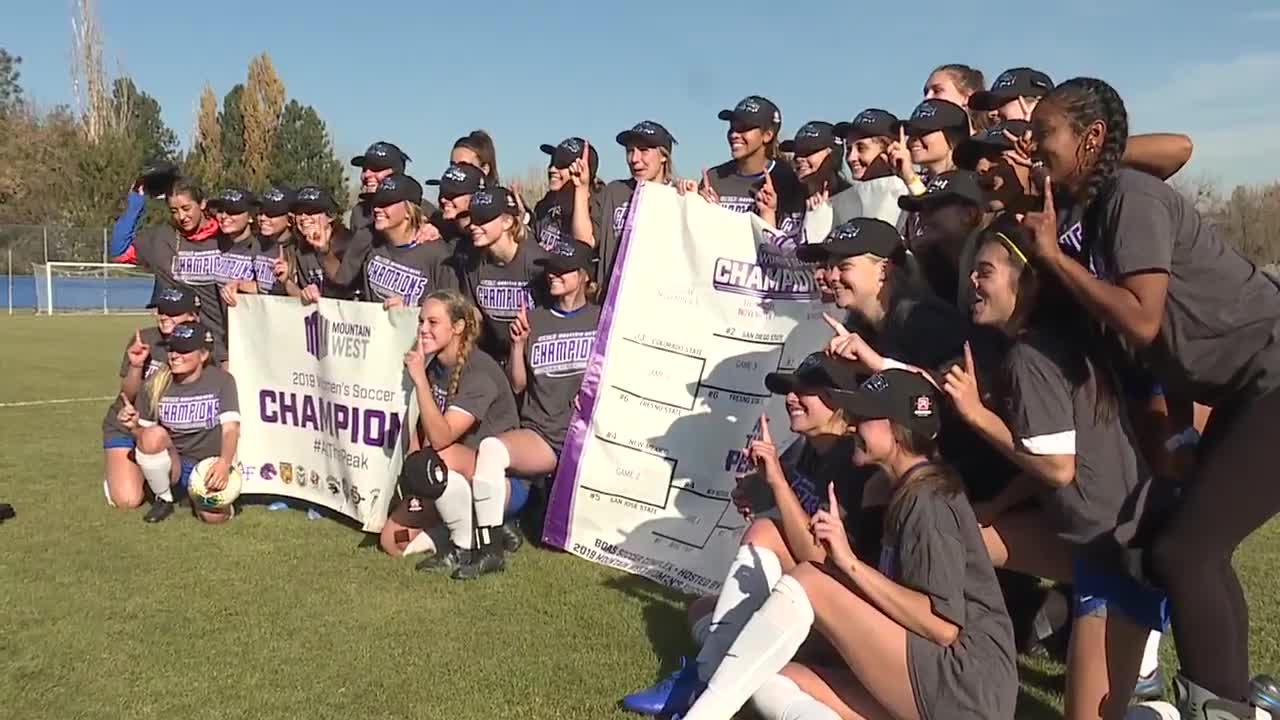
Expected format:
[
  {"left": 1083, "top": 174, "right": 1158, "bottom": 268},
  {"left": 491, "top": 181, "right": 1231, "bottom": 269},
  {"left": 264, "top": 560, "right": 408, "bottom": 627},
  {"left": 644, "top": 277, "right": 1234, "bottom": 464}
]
[
  {"left": 1125, "top": 701, "right": 1180, "bottom": 720},
  {"left": 187, "top": 457, "right": 243, "bottom": 509}
]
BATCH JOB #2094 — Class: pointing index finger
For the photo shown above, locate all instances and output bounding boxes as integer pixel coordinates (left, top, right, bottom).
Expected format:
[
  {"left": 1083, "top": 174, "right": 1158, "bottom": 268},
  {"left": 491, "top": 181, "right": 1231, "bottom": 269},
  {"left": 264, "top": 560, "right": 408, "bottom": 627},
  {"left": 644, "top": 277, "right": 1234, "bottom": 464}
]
[
  {"left": 1042, "top": 175, "right": 1055, "bottom": 215},
  {"left": 899, "top": 126, "right": 906, "bottom": 146},
  {"left": 758, "top": 413, "right": 772, "bottom": 444},
  {"left": 963, "top": 341, "right": 975, "bottom": 376},
  {"left": 822, "top": 312, "right": 850, "bottom": 336},
  {"left": 827, "top": 481, "right": 839, "bottom": 515}
]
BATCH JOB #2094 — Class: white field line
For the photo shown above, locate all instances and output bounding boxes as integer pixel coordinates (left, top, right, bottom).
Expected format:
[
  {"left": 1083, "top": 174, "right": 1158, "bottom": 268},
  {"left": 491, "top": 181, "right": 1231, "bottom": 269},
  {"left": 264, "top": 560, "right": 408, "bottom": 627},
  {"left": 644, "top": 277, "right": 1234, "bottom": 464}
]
[{"left": 0, "top": 395, "right": 114, "bottom": 408}]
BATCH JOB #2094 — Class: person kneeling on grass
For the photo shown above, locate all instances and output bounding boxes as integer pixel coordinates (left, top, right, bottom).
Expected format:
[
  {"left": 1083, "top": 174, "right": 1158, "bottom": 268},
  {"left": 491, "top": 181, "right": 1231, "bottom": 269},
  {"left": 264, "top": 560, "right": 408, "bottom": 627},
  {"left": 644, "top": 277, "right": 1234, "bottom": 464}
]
[
  {"left": 622, "top": 351, "right": 866, "bottom": 716},
  {"left": 459, "top": 240, "right": 602, "bottom": 580},
  {"left": 671, "top": 370, "right": 1017, "bottom": 720},
  {"left": 116, "top": 321, "right": 240, "bottom": 524},
  {"left": 379, "top": 290, "right": 524, "bottom": 575},
  {"left": 101, "top": 286, "right": 227, "bottom": 509}
]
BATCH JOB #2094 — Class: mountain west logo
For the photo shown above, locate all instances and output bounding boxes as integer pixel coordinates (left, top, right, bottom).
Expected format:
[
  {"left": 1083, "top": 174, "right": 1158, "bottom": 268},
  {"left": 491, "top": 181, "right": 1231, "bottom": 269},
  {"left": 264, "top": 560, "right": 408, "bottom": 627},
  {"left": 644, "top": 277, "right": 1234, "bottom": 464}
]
[{"left": 305, "top": 311, "right": 372, "bottom": 361}]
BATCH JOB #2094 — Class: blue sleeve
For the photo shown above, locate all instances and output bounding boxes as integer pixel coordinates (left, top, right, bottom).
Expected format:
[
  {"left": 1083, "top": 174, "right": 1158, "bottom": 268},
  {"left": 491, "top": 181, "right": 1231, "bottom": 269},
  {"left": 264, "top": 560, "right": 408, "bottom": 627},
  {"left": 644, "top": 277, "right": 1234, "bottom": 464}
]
[{"left": 110, "top": 193, "right": 146, "bottom": 258}]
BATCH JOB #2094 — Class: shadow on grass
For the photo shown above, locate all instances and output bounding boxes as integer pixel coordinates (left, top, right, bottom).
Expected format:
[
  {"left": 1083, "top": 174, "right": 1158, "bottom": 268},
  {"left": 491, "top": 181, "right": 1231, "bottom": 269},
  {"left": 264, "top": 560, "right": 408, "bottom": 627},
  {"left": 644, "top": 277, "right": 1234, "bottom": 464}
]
[{"left": 604, "top": 573, "right": 696, "bottom": 678}]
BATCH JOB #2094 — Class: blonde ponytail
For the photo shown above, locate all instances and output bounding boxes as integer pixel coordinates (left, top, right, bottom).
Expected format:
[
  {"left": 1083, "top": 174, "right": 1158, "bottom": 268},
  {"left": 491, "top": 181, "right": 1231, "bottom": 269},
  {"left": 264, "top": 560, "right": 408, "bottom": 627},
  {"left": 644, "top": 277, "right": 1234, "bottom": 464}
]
[{"left": 145, "top": 365, "right": 173, "bottom": 414}]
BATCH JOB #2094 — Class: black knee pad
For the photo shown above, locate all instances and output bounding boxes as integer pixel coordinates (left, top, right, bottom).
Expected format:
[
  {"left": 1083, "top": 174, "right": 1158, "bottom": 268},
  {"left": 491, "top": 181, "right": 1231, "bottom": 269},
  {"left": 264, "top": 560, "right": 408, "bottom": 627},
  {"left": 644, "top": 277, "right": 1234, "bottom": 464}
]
[{"left": 398, "top": 448, "right": 449, "bottom": 501}]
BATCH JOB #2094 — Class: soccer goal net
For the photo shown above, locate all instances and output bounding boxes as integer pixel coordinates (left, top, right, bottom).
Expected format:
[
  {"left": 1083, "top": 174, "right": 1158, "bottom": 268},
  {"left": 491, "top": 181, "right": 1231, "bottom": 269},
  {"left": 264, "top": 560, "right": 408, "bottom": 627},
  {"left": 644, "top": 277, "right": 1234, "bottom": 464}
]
[{"left": 31, "top": 262, "right": 155, "bottom": 315}]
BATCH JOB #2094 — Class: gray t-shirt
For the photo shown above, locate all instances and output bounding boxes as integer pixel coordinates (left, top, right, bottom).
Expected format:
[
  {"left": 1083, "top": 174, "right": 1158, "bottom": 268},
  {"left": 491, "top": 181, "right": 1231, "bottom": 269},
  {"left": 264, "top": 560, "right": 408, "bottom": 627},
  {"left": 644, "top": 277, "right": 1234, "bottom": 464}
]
[
  {"left": 426, "top": 349, "right": 519, "bottom": 450},
  {"left": 101, "top": 327, "right": 232, "bottom": 440},
  {"left": 1085, "top": 168, "right": 1280, "bottom": 403},
  {"left": 519, "top": 304, "right": 600, "bottom": 449},
  {"left": 461, "top": 237, "right": 549, "bottom": 359},
  {"left": 534, "top": 191, "right": 604, "bottom": 257},
  {"left": 134, "top": 365, "right": 240, "bottom": 461},
  {"left": 251, "top": 232, "right": 295, "bottom": 296},
  {"left": 881, "top": 481, "right": 1017, "bottom": 720},
  {"left": 595, "top": 179, "right": 640, "bottom": 298},
  {"left": 1004, "top": 329, "right": 1146, "bottom": 548},
  {"left": 361, "top": 238, "right": 457, "bottom": 306},
  {"left": 706, "top": 160, "right": 805, "bottom": 248},
  {"left": 133, "top": 225, "right": 229, "bottom": 346}
]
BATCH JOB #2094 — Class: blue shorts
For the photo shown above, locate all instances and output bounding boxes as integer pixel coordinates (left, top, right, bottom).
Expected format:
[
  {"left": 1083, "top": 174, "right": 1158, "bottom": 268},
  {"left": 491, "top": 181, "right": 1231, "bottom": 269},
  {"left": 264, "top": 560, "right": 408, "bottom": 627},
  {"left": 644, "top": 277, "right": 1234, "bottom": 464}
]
[
  {"left": 505, "top": 477, "right": 530, "bottom": 520},
  {"left": 176, "top": 459, "right": 196, "bottom": 492},
  {"left": 1073, "top": 558, "right": 1170, "bottom": 632},
  {"left": 103, "top": 435, "right": 135, "bottom": 450}
]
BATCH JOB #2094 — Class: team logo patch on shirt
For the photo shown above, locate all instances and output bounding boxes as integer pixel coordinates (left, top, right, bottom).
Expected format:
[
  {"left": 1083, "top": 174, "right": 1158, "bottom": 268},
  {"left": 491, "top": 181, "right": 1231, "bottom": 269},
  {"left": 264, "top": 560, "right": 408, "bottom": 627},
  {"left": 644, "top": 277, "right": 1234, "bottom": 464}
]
[
  {"left": 172, "top": 250, "right": 222, "bottom": 284},
  {"left": 366, "top": 256, "right": 429, "bottom": 305},
  {"left": 530, "top": 331, "right": 594, "bottom": 377},
  {"left": 157, "top": 393, "right": 221, "bottom": 431},
  {"left": 217, "top": 252, "right": 255, "bottom": 284},
  {"left": 712, "top": 243, "right": 817, "bottom": 300},
  {"left": 475, "top": 280, "right": 535, "bottom": 320},
  {"left": 913, "top": 394, "right": 934, "bottom": 417}
]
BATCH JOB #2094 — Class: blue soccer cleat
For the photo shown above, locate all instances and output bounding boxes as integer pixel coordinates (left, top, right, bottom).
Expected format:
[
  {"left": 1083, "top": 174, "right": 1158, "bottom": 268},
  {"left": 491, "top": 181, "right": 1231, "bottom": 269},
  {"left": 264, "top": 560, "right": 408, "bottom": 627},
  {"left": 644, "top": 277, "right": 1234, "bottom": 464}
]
[
  {"left": 621, "top": 657, "right": 705, "bottom": 716},
  {"left": 1252, "top": 674, "right": 1280, "bottom": 717}
]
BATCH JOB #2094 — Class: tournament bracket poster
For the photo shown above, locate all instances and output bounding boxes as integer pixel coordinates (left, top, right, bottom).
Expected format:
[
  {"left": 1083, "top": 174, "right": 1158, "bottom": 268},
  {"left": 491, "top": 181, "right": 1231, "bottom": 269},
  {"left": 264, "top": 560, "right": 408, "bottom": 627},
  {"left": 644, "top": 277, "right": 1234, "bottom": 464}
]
[
  {"left": 543, "top": 183, "right": 835, "bottom": 594},
  {"left": 229, "top": 295, "right": 419, "bottom": 532}
]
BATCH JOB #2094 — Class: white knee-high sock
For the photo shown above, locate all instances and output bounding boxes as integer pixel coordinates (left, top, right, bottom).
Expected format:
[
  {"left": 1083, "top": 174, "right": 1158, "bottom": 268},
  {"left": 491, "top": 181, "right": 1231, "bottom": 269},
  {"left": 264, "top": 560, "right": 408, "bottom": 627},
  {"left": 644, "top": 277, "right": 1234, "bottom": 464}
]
[
  {"left": 135, "top": 450, "right": 174, "bottom": 503},
  {"left": 433, "top": 470, "right": 474, "bottom": 550},
  {"left": 1141, "top": 631, "right": 1162, "bottom": 676},
  {"left": 695, "top": 544, "right": 783, "bottom": 680},
  {"left": 683, "top": 574, "right": 815, "bottom": 720},
  {"left": 751, "top": 675, "right": 841, "bottom": 720},
  {"left": 472, "top": 436, "right": 510, "bottom": 532},
  {"left": 691, "top": 612, "right": 713, "bottom": 646}
]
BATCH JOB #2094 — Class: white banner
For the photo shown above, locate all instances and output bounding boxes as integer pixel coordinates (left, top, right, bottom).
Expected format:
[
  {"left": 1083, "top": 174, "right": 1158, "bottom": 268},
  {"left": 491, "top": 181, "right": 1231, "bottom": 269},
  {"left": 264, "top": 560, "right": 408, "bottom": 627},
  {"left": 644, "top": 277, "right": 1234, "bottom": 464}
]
[
  {"left": 544, "top": 183, "right": 835, "bottom": 594},
  {"left": 229, "top": 295, "right": 419, "bottom": 532}
]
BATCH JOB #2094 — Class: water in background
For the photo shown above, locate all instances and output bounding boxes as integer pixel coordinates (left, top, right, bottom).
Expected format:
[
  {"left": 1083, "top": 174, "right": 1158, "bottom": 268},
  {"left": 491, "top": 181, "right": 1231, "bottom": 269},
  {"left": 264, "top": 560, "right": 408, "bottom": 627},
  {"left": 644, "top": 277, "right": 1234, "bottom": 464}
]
[{"left": 2, "top": 275, "right": 154, "bottom": 311}]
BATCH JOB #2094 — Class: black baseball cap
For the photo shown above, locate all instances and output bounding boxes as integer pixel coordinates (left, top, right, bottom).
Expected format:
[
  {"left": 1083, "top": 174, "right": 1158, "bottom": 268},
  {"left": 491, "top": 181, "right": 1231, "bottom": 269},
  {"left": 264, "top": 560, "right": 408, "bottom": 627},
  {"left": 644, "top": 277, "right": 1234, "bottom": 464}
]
[
  {"left": 259, "top": 185, "right": 295, "bottom": 217},
  {"left": 535, "top": 240, "right": 596, "bottom": 275},
  {"left": 779, "top": 121, "right": 839, "bottom": 156},
  {"left": 616, "top": 121, "right": 676, "bottom": 151},
  {"left": 969, "top": 68, "right": 1055, "bottom": 112},
  {"left": 764, "top": 352, "right": 863, "bottom": 395},
  {"left": 717, "top": 95, "right": 782, "bottom": 130},
  {"left": 207, "top": 187, "right": 258, "bottom": 215},
  {"left": 425, "top": 163, "right": 486, "bottom": 199},
  {"left": 138, "top": 161, "right": 180, "bottom": 198},
  {"left": 398, "top": 447, "right": 449, "bottom": 500},
  {"left": 834, "top": 109, "right": 898, "bottom": 141},
  {"left": 166, "top": 321, "right": 213, "bottom": 354},
  {"left": 150, "top": 285, "right": 199, "bottom": 315},
  {"left": 825, "top": 369, "right": 942, "bottom": 438},
  {"left": 796, "top": 218, "right": 903, "bottom": 264},
  {"left": 291, "top": 185, "right": 339, "bottom": 215},
  {"left": 540, "top": 137, "right": 600, "bottom": 176},
  {"left": 897, "top": 171, "right": 986, "bottom": 212},
  {"left": 367, "top": 173, "right": 423, "bottom": 208},
  {"left": 897, "top": 99, "right": 970, "bottom": 136},
  {"left": 469, "top": 187, "right": 520, "bottom": 226},
  {"left": 954, "top": 120, "right": 1032, "bottom": 170},
  {"left": 351, "top": 141, "right": 410, "bottom": 173}
]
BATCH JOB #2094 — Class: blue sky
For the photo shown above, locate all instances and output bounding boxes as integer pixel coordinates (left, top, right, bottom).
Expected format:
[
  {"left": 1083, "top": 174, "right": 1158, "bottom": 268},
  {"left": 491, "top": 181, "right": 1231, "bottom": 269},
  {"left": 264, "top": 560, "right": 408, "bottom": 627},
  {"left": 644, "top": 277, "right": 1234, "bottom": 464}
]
[{"left": 5, "top": 0, "right": 1279, "bottom": 191}]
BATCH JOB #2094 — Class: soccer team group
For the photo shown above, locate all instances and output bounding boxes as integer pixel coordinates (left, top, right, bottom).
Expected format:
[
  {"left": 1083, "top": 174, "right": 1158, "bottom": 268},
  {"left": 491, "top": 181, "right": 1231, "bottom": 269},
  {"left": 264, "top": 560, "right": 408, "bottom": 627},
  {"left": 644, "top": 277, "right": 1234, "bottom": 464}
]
[{"left": 88, "top": 63, "right": 1280, "bottom": 720}]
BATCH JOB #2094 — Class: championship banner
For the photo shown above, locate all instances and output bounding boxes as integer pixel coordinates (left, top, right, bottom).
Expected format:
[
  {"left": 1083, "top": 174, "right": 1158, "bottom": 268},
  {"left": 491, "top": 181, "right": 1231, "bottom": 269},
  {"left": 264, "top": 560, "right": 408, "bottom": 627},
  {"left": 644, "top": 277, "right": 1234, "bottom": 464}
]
[
  {"left": 229, "top": 295, "right": 419, "bottom": 532},
  {"left": 543, "top": 183, "right": 835, "bottom": 594}
]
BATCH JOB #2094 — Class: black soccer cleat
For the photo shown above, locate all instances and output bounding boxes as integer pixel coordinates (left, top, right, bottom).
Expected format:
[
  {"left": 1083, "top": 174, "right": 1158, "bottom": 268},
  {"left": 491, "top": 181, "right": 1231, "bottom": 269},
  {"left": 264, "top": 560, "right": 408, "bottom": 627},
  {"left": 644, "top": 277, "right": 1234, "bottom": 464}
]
[
  {"left": 500, "top": 520, "right": 524, "bottom": 553},
  {"left": 0, "top": 503, "right": 14, "bottom": 523},
  {"left": 143, "top": 500, "right": 175, "bottom": 524},
  {"left": 415, "top": 547, "right": 474, "bottom": 574},
  {"left": 451, "top": 547, "right": 506, "bottom": 580}
]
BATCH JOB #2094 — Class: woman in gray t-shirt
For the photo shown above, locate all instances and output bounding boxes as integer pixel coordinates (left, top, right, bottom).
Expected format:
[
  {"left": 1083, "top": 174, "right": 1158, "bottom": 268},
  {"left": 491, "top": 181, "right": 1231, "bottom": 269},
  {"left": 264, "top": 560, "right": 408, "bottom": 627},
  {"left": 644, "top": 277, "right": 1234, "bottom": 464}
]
[
  {"left": 676, "top": 371, "right": 1015, "bottom": 720},
  {"left": 1025, "top": 78, "right": 1280, "bottom": 716},
  {"left": 381, "top": 290, "right": 519, "bottom": 577},
  {"left": 943, "top": 223, "right": 1167, "bottom": 720},
  {"left": 115, "top": 321, "right": 240, "bottom": 526}
]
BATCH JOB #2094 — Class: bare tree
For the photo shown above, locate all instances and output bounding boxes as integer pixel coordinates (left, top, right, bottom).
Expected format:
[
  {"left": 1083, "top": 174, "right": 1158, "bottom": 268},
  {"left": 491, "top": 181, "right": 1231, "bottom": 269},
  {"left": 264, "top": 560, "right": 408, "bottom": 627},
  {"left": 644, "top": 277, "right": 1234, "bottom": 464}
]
[
  {"left": 241, "top": 53, "right": 286, "bottom": 191},
  {"left": 186, "top": 83, "right": 223, "bottom": 191},
  {"left": 69, "top": 0, "right": 120, "bottom": 142}
]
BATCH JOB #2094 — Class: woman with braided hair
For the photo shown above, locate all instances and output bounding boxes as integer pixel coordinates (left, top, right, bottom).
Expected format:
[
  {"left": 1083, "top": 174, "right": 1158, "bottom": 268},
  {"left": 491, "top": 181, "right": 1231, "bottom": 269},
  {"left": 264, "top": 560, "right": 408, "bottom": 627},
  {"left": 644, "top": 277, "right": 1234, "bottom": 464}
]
[
  {"left": 1023, "top": 76, "right": 1280, "bottom": 720},
  {"left": 380, "top": 290, "right": 521, "bottom": 575}
]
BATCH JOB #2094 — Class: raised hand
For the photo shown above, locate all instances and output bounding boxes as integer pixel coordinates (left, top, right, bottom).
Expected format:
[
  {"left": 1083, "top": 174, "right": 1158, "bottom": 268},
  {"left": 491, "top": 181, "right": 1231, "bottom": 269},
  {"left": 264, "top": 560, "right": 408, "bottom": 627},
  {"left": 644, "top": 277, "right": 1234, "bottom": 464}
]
[
  {"left": 383, "top": 295, "right": 405, "bottom": 310},
  {"left": 806, "top": 187, "right": 831, "bottom": 211},
  {"left": 1020, "top": 174, "right": 1060, "bottom": 260},
  {"left": 126, "top": 329, "right": 150, "bottom": 369},
  {"left": 698, "top": 168, "right": 720, "bottom": 206},
  {"left": 272, "top": 255, "right": 290, "bottom": 282},
  {"left": 1001, "top": 128, "right": 1035, "bottom": 169},
  {"left": 509, "top": 298, "right": 531, "bottom": 345},
  {"left": 941, "top": 342, "right": 984, "bottom": 424},
  {"left": 117, "top": 392, "right": 139, "bottom": 430},
  {"left": 403, "top": 336, "right": 428, "bottom": 384},
  {"left": 755, "top": 167, "right": 778, "bottom": 222},
  {"left": 746, "top": 414, "right": 783, "bottom": 486},
  {"left": 887, "top": 126, "right": 917, "bottom": 184},
  {"left": 569, "top": 140, "right": 591, "bottom": 189},
  {"left": 810, "top": 482, "right": 855, "bottom": 569},
  {"left": 300, "top": 284, "right": 322, "bottom": 305}
]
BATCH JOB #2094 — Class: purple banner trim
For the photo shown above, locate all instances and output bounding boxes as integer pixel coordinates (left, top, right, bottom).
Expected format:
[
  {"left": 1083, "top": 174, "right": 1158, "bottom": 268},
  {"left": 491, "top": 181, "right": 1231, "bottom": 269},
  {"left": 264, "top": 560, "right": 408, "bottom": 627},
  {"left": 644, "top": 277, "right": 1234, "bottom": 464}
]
[{"left": 541, "top": 182, "right": 647, "bottom": 548}]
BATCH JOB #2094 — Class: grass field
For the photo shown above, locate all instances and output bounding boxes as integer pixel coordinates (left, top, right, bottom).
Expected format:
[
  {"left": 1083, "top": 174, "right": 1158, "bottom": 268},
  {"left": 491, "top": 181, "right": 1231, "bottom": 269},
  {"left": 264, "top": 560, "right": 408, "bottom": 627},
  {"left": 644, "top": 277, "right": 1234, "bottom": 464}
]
[{"left": 2, "top": 314, "right": 1278, "bottom": 719}]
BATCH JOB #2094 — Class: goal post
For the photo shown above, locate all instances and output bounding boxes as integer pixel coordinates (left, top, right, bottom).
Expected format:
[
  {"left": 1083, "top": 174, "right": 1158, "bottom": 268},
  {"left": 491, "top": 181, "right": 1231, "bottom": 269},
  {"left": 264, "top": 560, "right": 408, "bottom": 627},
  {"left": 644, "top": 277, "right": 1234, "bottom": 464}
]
[{"left": 31, "top": 262, "right": 155, "bottom": 315}]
